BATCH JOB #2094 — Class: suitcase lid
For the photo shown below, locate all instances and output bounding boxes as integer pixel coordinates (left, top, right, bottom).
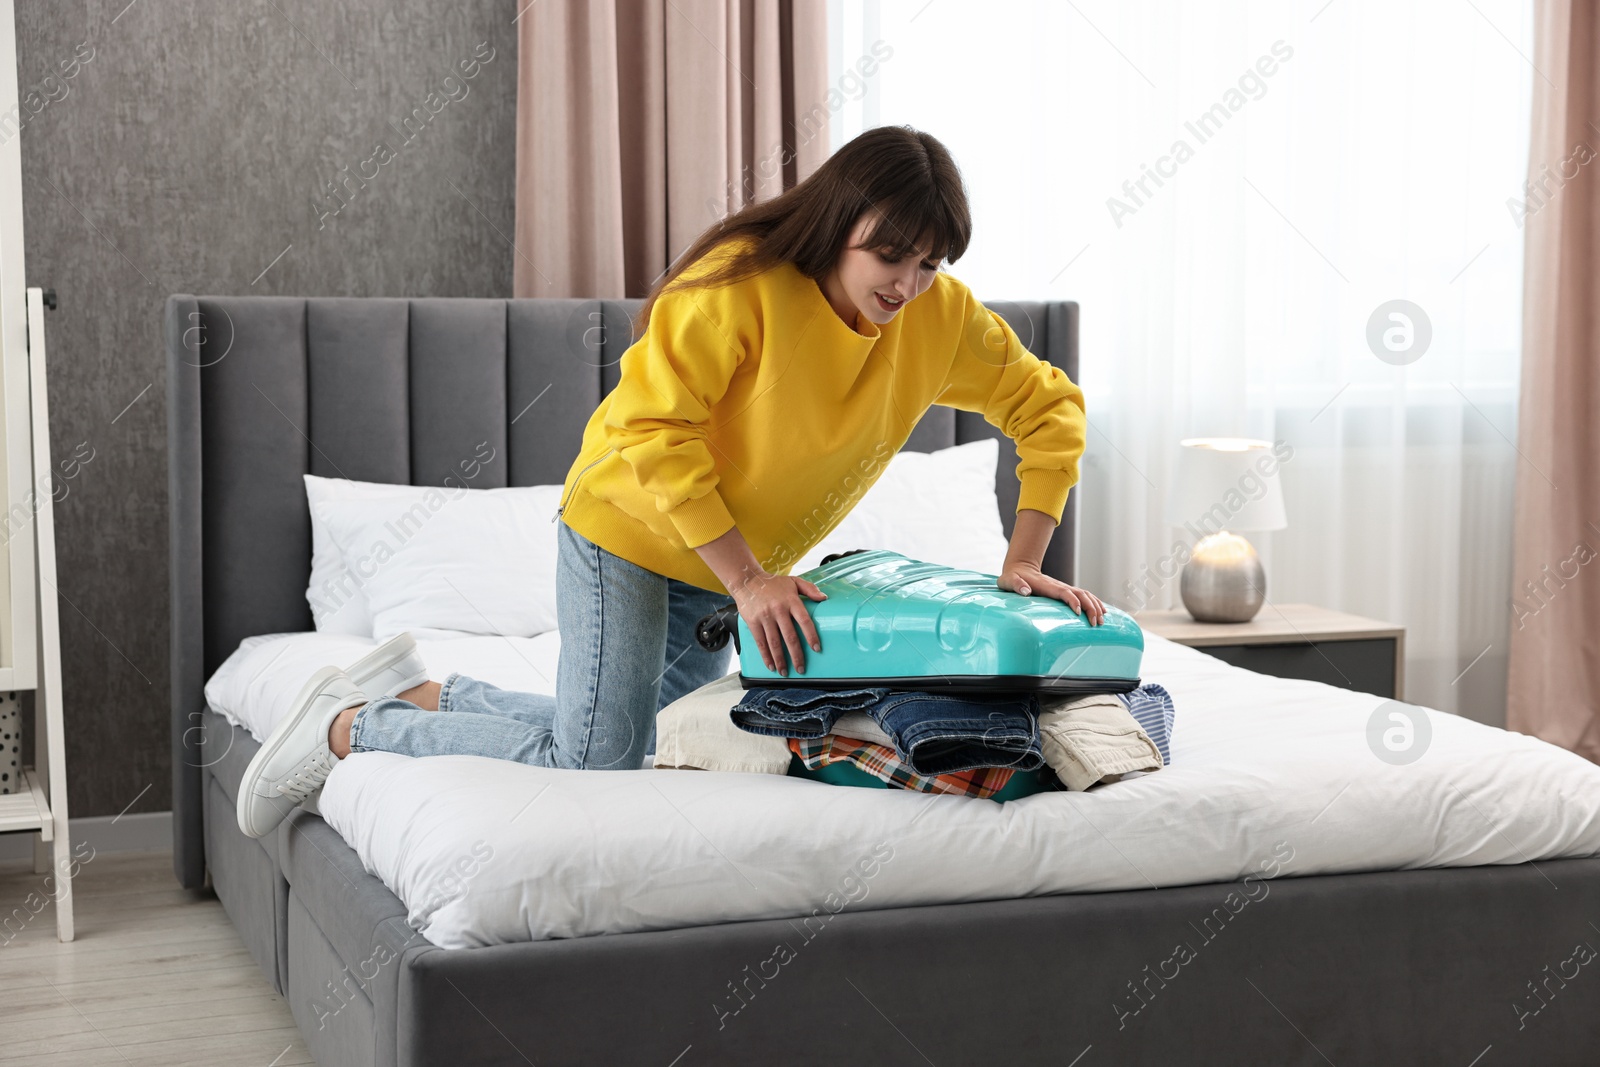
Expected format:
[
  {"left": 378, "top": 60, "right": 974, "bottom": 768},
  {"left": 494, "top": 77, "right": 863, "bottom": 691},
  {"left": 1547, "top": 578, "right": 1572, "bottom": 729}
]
[{"left": 735, "top": 550, "right": 1144, "bottom": 694}]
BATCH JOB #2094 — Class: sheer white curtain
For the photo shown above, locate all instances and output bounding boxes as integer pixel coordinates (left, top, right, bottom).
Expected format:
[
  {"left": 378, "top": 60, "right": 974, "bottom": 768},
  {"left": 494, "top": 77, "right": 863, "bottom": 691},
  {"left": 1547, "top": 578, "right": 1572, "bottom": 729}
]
[{"left": 830, "top": 0, "right": 1532, "bottom": 725}]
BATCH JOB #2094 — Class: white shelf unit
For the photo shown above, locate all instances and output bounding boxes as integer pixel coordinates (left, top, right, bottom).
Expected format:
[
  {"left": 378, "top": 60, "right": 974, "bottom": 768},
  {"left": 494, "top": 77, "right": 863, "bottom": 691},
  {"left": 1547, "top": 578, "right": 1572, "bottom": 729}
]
[
  {"left": 0, "top": 289, "right": 72, "bottom": 941},
  {"left": 0, "top": 767, "right": 51, "bottom": 834},
  {"left": 0, "top": 0, "right": 74, "bottom": 944}
]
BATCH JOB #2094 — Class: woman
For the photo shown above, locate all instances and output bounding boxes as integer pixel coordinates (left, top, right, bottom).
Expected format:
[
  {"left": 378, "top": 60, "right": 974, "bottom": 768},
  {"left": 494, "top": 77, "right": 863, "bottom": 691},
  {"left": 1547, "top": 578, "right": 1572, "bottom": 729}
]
[{"left": 237, "top": 125, "right": 1104, "bottom": 838}]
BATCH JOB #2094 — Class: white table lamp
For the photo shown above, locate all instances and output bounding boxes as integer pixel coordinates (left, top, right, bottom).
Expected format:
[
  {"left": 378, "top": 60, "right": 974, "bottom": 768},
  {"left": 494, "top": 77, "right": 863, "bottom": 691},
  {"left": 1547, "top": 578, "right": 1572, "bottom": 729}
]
[{"left": 1165, "top": 437, "right": 1289, "bottom": 622}]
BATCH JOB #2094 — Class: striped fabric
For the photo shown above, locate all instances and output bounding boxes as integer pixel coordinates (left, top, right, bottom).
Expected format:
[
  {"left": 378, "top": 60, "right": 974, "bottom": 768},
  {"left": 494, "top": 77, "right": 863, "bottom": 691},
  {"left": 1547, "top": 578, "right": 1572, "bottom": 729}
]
[
  {"left": 1116, "top": 683, "right": 1176, "bottom": 765},
  {"left": 788, "top": 735, "right": 1018, "bottom": 799}
]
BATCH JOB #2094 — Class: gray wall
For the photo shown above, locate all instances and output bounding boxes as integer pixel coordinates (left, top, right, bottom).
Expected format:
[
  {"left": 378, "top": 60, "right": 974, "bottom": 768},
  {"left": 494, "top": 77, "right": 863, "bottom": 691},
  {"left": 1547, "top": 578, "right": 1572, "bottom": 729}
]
[{"left": 17, "top": 1, "right": 518, "bottom": 817}]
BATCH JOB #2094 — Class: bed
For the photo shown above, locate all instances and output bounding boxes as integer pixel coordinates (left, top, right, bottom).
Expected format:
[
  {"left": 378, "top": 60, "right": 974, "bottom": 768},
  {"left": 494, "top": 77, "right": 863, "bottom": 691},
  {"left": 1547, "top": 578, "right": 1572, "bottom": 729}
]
[{"left": 168, "top": 294, "right": 1600, "bottom": 1066}]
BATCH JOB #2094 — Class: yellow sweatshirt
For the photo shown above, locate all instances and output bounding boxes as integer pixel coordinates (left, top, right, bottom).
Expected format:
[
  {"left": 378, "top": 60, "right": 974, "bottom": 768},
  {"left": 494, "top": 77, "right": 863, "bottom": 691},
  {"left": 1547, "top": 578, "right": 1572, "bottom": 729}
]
[{"left": 557, "top": 238, "right": 1088, "bottom": 593}]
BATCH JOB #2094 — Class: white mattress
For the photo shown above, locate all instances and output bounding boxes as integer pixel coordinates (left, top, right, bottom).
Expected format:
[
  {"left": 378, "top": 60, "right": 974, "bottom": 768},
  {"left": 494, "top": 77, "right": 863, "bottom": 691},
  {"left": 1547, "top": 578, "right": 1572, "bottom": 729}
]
[{"left": 269, "top": 630, "right": 1600, "bottom": 948}]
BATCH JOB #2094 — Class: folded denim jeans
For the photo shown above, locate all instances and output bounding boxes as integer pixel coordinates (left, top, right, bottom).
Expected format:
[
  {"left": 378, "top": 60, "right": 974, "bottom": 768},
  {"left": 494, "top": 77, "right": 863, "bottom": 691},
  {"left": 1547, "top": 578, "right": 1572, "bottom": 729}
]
[
  {"left": 728, "top": 686, "right": 891, "bottom": 740},
  {"left": 865, "top": 690, "right": 1044, "bottom": 775},
  {"left": 733, "top": 687, "right": 1045, "bottom": 776}
]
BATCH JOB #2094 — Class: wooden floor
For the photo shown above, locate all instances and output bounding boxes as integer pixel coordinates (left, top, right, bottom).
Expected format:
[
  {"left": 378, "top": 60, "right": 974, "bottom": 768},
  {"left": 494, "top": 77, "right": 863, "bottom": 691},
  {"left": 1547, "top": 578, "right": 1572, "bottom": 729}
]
[{"left": 0, "top": 849, "right": 312, "bottom": 1066}]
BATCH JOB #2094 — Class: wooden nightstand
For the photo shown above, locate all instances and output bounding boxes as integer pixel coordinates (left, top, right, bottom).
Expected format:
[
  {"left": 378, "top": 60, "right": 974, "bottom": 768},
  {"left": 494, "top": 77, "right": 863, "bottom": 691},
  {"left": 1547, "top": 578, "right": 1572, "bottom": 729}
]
[{"left": 1132, "top": 603, "right": 1406, "bottom": 701}]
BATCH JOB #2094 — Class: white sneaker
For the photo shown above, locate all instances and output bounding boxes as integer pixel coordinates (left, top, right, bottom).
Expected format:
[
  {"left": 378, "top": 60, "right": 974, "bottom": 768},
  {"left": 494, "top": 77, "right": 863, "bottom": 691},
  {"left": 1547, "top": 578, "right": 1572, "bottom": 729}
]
[
  {"left": 236, "top": 667, "right": 366, "bottom": 839},
  {"left": 345, "top": 632, "right": 429, "bottom": 700}
]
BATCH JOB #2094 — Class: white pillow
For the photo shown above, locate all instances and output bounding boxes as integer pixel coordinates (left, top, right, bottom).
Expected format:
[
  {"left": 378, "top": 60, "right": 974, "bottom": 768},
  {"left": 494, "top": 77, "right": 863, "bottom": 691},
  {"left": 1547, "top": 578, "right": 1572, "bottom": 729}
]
[
  {"left": 792, "top": 438, "right": 1010, "bottom": 575},
  {"left": 305, "top": 475, "right": 432, "bottom": 634},
  {"left": 317, "top": 483, "right": 565, "bottom": 641}
]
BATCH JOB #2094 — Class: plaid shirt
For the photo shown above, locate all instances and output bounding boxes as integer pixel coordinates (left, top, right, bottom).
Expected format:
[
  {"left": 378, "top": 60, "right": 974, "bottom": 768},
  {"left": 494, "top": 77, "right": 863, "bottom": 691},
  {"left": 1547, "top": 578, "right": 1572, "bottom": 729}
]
[{"left": 789, "top": 735, "right": 1018, "bottom": 800}]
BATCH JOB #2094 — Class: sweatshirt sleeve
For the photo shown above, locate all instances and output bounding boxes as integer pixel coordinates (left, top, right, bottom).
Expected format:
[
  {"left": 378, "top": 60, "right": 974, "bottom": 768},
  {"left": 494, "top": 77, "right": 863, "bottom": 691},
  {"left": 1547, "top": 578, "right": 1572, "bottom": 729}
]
[
  {"left": 601, "top": 283, "right": 748, "bottom": 548},
  {"left": 936, "top": 284, "right": 1088, "bottom": 524}
]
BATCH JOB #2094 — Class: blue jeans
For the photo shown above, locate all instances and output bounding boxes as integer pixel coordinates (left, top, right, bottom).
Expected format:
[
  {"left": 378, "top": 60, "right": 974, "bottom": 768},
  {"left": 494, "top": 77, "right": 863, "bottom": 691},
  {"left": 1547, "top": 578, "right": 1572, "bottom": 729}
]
[
  {"left": 731, "top": 687, "right": 1045, "bottom": 776},
  {"left": 348, "top": 521, "right": 733, "bottom": 770}
]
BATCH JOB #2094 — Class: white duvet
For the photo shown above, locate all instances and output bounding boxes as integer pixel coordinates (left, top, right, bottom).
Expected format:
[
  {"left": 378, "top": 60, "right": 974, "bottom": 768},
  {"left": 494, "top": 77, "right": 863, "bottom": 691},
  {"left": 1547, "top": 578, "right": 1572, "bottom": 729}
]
[{"left": 289, "top": 631, "right": 1600, "bottom": 949}]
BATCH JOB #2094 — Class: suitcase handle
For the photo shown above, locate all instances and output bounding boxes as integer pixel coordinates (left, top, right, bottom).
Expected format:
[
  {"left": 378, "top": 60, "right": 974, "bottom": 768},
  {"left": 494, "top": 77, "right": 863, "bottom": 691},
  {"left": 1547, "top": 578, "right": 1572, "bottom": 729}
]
[{"left": 695, "top": 602, "right": 742, "bottom": 653}]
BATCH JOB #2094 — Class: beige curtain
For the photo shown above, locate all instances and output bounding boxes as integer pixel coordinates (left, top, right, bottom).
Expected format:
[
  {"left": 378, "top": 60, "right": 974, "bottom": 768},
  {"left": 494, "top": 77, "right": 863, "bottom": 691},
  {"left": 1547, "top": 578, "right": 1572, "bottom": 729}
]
[
  {"left": 1506, "top": 0, "right": 1600, "bottom": 761},
  {"left": 514, "top": 0, "right": 831, "bottom": 299}
]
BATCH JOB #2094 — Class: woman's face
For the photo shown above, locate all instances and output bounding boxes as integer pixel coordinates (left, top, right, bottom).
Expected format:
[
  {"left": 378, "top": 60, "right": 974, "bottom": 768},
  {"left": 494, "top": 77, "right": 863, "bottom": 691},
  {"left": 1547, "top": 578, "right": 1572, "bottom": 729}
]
[{"left": 820, "top": 211, "right": 941, "bottom": 329}]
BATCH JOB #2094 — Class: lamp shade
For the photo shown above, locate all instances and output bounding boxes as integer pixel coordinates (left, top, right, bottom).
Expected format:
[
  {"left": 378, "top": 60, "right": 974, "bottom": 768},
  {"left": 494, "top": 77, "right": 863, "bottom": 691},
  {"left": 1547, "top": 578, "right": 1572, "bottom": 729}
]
[{"left": 1165, "top": 437, "right": 1288, "bottom": 533}]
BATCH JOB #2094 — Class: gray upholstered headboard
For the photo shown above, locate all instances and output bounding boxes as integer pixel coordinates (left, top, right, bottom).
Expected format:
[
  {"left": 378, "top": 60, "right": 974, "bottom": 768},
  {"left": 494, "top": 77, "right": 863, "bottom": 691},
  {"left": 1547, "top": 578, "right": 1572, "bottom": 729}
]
[{"left": 166, "top": 295, "right": 1081, "bottom": 887}]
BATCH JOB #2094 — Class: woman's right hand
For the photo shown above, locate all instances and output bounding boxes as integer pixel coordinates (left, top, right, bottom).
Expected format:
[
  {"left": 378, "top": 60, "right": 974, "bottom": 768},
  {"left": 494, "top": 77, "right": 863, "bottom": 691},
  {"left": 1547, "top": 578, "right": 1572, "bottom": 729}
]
[{"left": 731, "top": 572, "right": 826, "bottom": 676}]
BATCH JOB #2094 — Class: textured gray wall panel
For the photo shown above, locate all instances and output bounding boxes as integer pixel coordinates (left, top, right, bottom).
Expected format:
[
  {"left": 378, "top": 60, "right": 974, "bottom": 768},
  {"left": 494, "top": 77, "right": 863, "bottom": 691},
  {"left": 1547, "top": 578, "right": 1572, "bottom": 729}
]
[{"left": 20, "top": 0, "right": 518, "bottom": 816}]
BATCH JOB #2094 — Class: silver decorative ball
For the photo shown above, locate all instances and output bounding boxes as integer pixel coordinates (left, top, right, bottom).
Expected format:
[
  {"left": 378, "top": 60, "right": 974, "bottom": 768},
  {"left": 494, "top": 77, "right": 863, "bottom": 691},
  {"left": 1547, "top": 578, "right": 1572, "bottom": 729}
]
[{"left": 1180, "top": 532, "right": 1266, "bottom": 622}]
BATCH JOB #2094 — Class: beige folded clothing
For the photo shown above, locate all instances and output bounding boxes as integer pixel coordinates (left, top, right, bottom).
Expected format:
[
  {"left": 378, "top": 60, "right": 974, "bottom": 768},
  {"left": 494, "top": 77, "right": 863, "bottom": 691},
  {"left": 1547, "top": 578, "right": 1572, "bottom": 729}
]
[
  {"left": 654, "top": 674, "right": 1164, "bottom": 791},
  {"left": 1038, "top": 691, "right": 1164, "bottom": 791},
  {"left": 653, "top": 673, "right": 791, "bottom": 774}
]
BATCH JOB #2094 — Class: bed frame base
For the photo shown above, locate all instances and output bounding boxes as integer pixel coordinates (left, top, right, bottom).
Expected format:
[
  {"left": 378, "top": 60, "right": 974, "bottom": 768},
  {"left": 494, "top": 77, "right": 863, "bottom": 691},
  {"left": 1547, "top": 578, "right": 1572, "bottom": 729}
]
[{"left": 263, "top": 796, "right": 1600, "bottom": 1066}]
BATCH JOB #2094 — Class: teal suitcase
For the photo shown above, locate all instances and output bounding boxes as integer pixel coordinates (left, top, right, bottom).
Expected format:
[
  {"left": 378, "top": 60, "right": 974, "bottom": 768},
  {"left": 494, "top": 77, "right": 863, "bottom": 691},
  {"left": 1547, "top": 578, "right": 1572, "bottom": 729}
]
[{"left": 695, "top": 549, "right": 1144, "bottom": 695}]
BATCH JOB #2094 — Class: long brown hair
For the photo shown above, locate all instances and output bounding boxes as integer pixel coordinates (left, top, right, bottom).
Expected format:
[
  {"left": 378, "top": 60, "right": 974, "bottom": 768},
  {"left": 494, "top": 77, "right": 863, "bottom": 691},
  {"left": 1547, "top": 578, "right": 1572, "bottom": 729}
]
[{"left": 634, "top": 125, "right": 972, "bottom": 333}]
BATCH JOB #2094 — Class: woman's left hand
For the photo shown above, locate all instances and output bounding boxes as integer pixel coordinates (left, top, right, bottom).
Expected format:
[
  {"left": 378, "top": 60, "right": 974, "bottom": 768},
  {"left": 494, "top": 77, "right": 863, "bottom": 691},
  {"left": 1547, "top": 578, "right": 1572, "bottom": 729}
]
[{"left": 997, "top": 564, "right": 1106, "bottom": 626}]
